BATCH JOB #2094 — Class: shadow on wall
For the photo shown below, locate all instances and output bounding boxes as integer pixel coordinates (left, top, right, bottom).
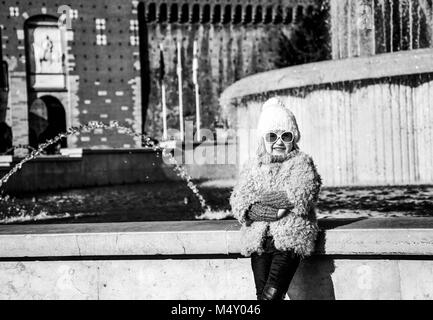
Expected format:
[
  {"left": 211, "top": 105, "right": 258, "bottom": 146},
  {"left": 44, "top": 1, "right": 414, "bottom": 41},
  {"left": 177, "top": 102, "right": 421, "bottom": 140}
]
[
  {"left": 288, "top": 217, "right": 367, "bottom": 299},
  {"left": 289, "top": 257, "right": 336, "bottom": 300}
]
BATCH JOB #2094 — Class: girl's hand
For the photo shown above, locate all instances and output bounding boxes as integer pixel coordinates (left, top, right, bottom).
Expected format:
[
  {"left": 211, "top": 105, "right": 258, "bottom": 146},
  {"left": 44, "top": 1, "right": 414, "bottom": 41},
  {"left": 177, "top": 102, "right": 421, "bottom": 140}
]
[
  {"left": 258, "top": 191, "right": 293, "bottom": 209},
  {"left": 277, "top": 209, "right": 288, "bottom": 219}
]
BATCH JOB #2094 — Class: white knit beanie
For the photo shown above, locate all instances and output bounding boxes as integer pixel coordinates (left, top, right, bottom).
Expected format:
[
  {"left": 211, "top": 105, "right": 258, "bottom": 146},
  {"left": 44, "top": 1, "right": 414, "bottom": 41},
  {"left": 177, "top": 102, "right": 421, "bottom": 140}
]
[{"left": 256, "top": 97, "right": 300, "bottom": 143}]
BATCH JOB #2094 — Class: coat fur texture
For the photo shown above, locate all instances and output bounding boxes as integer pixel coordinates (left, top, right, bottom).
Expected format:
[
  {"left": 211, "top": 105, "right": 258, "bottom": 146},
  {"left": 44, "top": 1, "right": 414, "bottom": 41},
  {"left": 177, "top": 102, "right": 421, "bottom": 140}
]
[{"left": 230, "top": 149, "right": 322, "bottom": 259}]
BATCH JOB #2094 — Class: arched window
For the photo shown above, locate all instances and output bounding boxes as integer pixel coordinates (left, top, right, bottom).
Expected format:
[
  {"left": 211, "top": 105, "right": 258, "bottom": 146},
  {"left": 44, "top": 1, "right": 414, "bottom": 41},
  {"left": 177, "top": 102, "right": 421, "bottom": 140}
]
[
  {"left": 264, "top": 6, "right": 273, "bottom": 24},
  {"left": 222, "top": 5, "right": 231, "bottom": 24},
  {"left": 244, "top": 5, "right": 253, "bottom": 24},
  {"left": 274, "top": 5, "right": 283, "bottom": 24},
  {"left": 169, "top": 3, "right": 178, "bottom": 23},
  {"left": 284, "top": 7, "right": 293, "bottom": 24},
  {"left": 201, "top": 4, "right": 211, "bottom": 23},
  {"left": 29, "top": 95, "right": 67, "bottom": 152},
  {"left": 158, "top": 3, "right": 168, "bottom": 23},
  {"left": 192, "top": 4, "right": 200, "bottom": 23},
  {"left": 295, "top": 6, "right": 304, "bottom": 22},
  {"left": 253, "top": 6, "right": 263, "bottom": 24},
  {"left": 212, "top": 5, "right": 221, "bottom": 24},
  {"left": 147, "top": 3, "right": 156, "bottom": 22},
  {"left": 306, "top": 5, "right": 315, "bottom": 17},
  {"left": 233, "top": 5, "right": 242, "bottom": 24},
  {"left": 180, "top": 4, "right": 189, "bottom": 23},
  {"left": 24, "top": 15, "right": 66, "bottom": 91}
]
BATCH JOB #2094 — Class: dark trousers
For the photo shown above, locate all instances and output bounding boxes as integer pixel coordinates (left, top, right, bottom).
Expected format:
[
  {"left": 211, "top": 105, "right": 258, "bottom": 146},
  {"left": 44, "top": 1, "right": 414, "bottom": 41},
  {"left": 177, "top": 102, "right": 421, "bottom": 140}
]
[{"left": 251, "top": 236, "right": 300, "bottom": 300}]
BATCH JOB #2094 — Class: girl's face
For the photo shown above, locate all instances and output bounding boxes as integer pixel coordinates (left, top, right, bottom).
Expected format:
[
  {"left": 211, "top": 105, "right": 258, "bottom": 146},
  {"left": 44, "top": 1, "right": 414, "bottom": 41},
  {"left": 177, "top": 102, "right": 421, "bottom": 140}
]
[{"left": 263, "top": 130, "right": 294, "bottom": 156}]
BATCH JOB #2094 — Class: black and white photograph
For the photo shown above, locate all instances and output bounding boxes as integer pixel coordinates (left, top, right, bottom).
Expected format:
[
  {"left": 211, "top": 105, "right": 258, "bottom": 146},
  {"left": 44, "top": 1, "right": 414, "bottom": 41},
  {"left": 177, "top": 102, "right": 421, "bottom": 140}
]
[{"left": 0, "top": 0, "right": 433, "bottom": 308}]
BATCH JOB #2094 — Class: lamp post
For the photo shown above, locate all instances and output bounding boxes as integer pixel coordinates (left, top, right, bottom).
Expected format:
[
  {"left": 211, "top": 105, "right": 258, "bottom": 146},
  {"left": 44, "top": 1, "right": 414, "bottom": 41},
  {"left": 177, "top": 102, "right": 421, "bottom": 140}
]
[
  {"left": 192, "top": 40, "right": 201, "bottom": 142},
  {"left": 176, "top": 41, "right": 184, "bottom": 141},
  {"left": 159, "top": 43, "right": 167, "bottom": 141}
]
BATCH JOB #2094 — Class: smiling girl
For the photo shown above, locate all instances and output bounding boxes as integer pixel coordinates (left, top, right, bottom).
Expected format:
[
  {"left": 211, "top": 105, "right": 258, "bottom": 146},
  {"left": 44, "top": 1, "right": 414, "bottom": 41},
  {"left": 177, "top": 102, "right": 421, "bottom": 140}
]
[{"left": 230, "top": 97, "right": 322, "bottom": 300}]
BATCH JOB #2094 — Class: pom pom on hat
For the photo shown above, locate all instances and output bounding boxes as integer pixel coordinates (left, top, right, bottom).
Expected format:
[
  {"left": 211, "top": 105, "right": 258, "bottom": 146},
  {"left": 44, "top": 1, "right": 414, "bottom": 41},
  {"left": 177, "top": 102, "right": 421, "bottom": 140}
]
[{"left": 256, "top": 97, "right": 300, "bottom": 143}]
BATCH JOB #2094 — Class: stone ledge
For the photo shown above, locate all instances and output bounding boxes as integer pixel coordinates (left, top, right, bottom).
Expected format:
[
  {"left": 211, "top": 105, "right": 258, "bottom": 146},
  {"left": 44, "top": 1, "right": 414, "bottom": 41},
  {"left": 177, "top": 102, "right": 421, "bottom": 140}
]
[
  {"left": 1, "top": 218, "right": 433, "bottom": 259},
  {"left": 220, "top": 48, "right": 433, "bottom": 104}
]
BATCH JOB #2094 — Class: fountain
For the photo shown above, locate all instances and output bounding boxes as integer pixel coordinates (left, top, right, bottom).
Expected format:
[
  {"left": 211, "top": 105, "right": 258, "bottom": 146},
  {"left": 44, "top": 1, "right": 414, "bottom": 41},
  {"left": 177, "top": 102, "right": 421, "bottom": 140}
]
[
  {"left": 217, "top": 0, "right": 433, "bottom": 221},
  {"left": 0, "top": 120, "right": 229, "bottom": 223},
  {"left": 2, "top": 1, "right": 433, "bottom": 301},
  {"left": 221, "top": 0, "right": 433, "bottom": 187},
  {"left": 1, "top": 0, "right": 432, "bottom": 224}
]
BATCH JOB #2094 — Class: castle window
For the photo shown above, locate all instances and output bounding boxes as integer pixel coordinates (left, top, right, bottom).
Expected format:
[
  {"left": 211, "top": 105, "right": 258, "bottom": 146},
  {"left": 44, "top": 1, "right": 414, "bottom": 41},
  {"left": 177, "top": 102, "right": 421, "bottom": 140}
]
[
  {"left": 284, "top": 7, "right": 293, "bottom": 24},
  {"left": 95, "top": 18, "right": 107, "bottom": 45},
  {"left": 243, "top": 5, "right": 252, "bottom": 24},
  {"left": 295, "top": 6, "right": 304, "bottom": 22},
  {"left": 130, "top": 35, "right": 139, "bottom": 46},
  {"left": 130, "top": 20, "right": 139, "bottom": 31},
  {"left": 274, "top": 6, "right": 283, "bottom": 24},
  {"left": 158, "top": 3, "right": 168, "bottom": 23},
  {"left": 95, "top": 18, "right": 106, "bottom": 30},
  {"left": 233, "top": 5, "right": 242, "bottom": 24},
  {"left": 222, "top": 5, "right": 231, "bottom": 24},
  {"left": 96, "top": 34, "right": 107, "bottom": 45},
  {"left": 147, "top": 3, "right": 156, "bottom": 22},
  {"left": 180, "top": 4, "right": 189, "bottom": 23},
  {"left": 212, "top": 4, "right": 221, "bottom": 24},
  {"left": 70, "top": 9, "right": 78, "bottom": 19},
  {"left": 169, "top": 3, "right": 178, "bottom": 23},
  {"left": 253, "top": 6, "right": 263, "bottom": 24},
  {"left": 192, "top": 4, "right": 200, "bottom": 23},
  {"left": 264, "top": 6, "right": 273, "bottom": 24},
  {"left": 9, "top": 7, "right": 19, "bottom": 17},
  {"left": 0, "top": 61, "right": 8, "bottom": 92},
  {"left": 201, "top": 4, "right": 211, "bottom": 23}
]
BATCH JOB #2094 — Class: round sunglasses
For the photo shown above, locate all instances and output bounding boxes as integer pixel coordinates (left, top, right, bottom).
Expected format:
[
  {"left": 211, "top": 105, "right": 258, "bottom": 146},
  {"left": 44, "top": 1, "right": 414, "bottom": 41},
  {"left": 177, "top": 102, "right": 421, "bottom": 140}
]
[{"left": 263, "top": 131, "right": 294, "bottom": 144}]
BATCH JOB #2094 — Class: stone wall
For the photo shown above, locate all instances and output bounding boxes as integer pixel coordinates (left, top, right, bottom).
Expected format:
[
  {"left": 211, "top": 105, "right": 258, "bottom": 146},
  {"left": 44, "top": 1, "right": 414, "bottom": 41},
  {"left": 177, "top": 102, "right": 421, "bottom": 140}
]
[
  {"left": 0, "top": 0, "right": 143, "bottom": 149},
  {"left": 1, "top": 218, "right": 433, "bottom": 299}
]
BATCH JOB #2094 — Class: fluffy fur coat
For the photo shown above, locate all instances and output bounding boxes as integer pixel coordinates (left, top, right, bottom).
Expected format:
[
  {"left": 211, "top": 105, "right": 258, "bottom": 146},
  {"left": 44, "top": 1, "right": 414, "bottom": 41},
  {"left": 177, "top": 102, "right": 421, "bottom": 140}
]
[{"left": 230, "top": 149, "right": 322, "bottom": 258}]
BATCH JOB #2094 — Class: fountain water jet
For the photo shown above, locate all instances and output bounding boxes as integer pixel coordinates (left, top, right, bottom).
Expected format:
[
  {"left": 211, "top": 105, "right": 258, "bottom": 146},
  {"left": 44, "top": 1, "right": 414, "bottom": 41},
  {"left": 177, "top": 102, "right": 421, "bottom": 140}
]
[{"left": 0, "top": 121, "right": 218, "bottom": 222}]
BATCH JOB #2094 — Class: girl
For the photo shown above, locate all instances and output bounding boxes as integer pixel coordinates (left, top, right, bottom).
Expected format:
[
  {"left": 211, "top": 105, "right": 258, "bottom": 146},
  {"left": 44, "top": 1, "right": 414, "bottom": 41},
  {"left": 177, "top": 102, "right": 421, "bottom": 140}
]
[{"left": 230, "top": 97, "right": 322, "bottom": 300}]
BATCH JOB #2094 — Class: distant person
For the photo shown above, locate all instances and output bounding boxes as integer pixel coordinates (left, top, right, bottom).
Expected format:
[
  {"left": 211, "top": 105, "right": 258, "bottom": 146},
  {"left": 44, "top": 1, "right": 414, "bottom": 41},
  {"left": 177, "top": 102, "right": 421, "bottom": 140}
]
[
  {"left": 230, "top": 97, "right": 322, "bottom": 300},
  {"left": 38, "top": 125, "right": 62, "bottom": 155}
]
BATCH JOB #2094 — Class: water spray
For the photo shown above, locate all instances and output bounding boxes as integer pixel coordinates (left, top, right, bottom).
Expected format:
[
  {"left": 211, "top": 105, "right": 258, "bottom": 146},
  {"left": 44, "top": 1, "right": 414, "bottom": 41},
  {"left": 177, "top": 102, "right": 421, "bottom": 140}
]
[{"left": 0, "top": 121, "right": 212, "bottom": 215}]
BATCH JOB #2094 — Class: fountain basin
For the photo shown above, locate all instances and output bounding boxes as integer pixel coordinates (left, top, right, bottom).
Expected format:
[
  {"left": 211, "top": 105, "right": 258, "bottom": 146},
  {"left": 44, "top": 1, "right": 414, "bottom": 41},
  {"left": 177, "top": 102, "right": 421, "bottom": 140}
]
[
  {"left": 0, "top": 146, "right": 236, "bottom": 194},
  {"left": 221, "top": 48, "right": 433, "bottom": 186},
  {"left": 1, "top": 183, "right": 432, "bottom": 224},
  {"left": 1, "top": 218, "right": 433, "bottom": 299}
]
